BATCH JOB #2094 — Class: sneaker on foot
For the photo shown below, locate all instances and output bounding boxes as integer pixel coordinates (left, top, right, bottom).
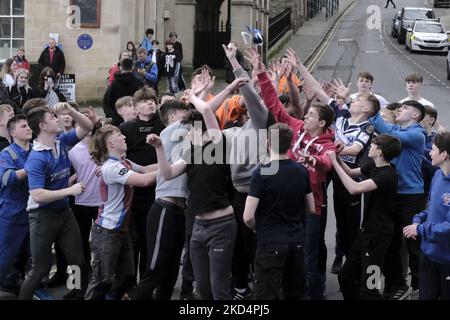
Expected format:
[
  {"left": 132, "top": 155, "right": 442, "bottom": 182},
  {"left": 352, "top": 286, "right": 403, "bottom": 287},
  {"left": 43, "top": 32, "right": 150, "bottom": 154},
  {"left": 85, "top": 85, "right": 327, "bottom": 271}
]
[
  {"left": 232, "top": 287, "right": 252, "bottom": 300},
  {"left": 388, "top": 286, "right": 412, "bottom": 300},
  {"left": 331, "top": 256, "right": 343, "bottom": 274}
]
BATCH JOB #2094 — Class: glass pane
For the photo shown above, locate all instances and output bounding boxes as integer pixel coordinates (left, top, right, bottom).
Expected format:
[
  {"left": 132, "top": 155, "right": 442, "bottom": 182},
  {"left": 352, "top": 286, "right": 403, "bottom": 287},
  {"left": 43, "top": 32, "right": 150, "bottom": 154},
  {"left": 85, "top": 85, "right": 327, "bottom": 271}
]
[
  {"left": 12, "top": 39, "right": 23, "bottom": 53},
  {"left": 13, "top": 0, "right": 24, "bottom": 15},
  {"left": 0, "top": 1, "right": 11, "bottom": 16},
  {"left": 0, "top": 40, "right": 11, "bottom": 60},
  {"left": 12, "top": 17, "right": 23, "bottom": 38},
  {"left": 0, "top": 18, "right": 11, "bottom": 38}
]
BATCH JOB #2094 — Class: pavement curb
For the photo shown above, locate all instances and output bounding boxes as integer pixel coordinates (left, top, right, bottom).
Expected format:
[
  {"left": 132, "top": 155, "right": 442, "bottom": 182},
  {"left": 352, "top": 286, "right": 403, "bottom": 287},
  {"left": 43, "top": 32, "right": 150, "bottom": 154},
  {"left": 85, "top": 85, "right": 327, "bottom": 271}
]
[{"left": 303, "top": 0, "right": 357, "bottom": 68}]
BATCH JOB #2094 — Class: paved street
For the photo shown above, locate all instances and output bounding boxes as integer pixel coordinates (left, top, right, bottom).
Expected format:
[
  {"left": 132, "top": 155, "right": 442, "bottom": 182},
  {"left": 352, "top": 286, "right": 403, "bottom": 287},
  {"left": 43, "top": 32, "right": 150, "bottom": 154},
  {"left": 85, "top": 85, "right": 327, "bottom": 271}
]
[{"left": 3, "top": 0, "right": 449, "bottom": 301}]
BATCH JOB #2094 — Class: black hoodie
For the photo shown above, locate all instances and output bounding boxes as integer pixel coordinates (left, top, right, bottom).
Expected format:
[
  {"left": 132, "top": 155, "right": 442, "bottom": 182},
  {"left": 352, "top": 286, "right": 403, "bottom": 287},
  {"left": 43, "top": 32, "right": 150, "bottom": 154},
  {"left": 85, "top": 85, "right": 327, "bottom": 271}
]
[{"left": 107, "top": 72, "right": 144, "bottom": 126}]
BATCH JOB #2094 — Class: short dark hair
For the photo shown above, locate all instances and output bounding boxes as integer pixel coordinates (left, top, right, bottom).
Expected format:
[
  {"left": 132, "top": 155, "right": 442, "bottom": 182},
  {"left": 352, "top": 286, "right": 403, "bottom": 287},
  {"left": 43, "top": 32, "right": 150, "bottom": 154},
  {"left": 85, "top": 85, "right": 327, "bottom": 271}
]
[
  {"left": 269, "top": 123, "right": 293, "bottom": 154},
  {"left": 159, "top": 100, "right": 188, "bottom": 126},
  {"left": 433, "top": 132, "right": 450, "bottom": 156},
  {"left": 121, "top": 58, "right": 134, "bottom": 71},
  {"left": 372, "top": 134, "right": 402, "bottom": 162},
  {"left": 169, "top": 32, "right": 178, "bottom": 38},
  {"left": 7, "top": 114, "right": 27, "bottom": 133},
  {"left": 192, "top": 65, "right": 215, "bottom": 79},
  {"left": 423, "top": 105, "right": 437, "bottom": 126},
  {"left": 22, "top": 98, "right": 47, "bottom": 116},
  {"left": 146, "top": 28, "right": 154, "bottom": 36},
  {"left": 133, "top": 87, "right": 158, "bottom": 105},
  {"left": 405, "top": 73, "right": 423, "bottom": 83},
  {"left": 402, "top": 100, "right": 425, "bottom": 122},
  {"left": 386, "top": 102, "right": 402, "bottom": 111},
  {"left": 181, "top": 110, "right": 207, "bottom": 133},
  {"left": 312, "top": 103, "right": 335, "bottom": 129},
  {"left": 358, "top": 93, "right": 380, "bottom": 116},
  {"left": 27, "top": 107, "right": 52, "bottom": 136},
  {"left": 152, "top": 40, "right": 160, "bottom": 45},
  {"left": 358, "top": 71, "right": 374, "bottom": 83}
]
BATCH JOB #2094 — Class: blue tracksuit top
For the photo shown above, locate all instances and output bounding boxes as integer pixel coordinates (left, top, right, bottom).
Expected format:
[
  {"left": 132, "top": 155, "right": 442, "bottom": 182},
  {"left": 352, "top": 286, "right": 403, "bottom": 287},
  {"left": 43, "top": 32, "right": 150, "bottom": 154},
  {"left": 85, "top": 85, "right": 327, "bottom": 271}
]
[
  {"left": 135, "top": 56, "right": 158, "bottom": 85},
  {"left": 0, "top": 142, "right": 32, "bottom": 225},
  {"left": 413, "top": 169, "right": 450, "bottom": 264},
  {"left": 370, "top": 113, "right": 426, "bottom": 194}
]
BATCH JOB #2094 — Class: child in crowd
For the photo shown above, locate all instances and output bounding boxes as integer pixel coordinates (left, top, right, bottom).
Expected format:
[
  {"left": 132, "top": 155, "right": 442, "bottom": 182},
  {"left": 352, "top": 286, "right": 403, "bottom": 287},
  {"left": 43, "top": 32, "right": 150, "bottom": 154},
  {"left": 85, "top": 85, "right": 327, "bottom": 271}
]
[
  {"left": 85, "top": 126, "right": 157, "bottom": 300},
  {"left": 404, "top": 131, "right": 450, "bottom": 300},
  {"left": 244, "top": 123, "right": 315, "bottom": 300},
  {"left": 115, "top": 96, "right": 138, "bottom": 124},
  {"left": 328, "top": 134, "right": 401, "bottom": 299}
]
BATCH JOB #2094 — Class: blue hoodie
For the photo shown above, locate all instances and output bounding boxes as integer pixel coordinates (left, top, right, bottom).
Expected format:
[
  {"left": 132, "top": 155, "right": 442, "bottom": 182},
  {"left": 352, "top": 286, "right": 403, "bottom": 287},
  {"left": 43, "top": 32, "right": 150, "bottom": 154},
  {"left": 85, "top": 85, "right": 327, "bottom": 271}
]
[
  {"left": 135, "top": 56, "right": 158, "bottom": 86},
  {"left": 140, "top": 37, "right": 153, "bottom": 53},
  {"left": 413, "top": 169, "right": 450, "bottom": 264},
  {"left": 370, "top": 113, "right": 426, "bottom": 194}
]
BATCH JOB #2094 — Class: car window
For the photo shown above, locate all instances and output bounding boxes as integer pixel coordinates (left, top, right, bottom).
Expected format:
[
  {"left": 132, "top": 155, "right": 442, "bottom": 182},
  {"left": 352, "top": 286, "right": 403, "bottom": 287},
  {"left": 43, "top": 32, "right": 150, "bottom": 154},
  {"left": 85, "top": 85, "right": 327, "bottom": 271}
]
[
  {"left": 414, "top": 24, "right": 444, "bottom": 33},
  {"left": 404, "top": 10, "right": 435, "bottom": 20}
]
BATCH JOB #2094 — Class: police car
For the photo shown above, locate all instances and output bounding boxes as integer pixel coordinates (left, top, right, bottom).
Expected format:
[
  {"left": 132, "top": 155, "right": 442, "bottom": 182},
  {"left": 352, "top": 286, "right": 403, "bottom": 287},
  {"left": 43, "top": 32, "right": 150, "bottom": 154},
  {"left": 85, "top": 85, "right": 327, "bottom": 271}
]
[{"left": 405, "top": 20, "right": 450, "bottom": 53}]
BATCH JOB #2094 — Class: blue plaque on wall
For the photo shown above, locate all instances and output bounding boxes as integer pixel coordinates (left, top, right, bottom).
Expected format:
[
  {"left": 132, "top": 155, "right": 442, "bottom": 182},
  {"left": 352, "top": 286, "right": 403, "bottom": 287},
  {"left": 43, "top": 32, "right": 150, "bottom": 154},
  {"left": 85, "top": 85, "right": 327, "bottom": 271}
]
[{"left": 77, "top": 34, "right": 94, "bottom": 50}]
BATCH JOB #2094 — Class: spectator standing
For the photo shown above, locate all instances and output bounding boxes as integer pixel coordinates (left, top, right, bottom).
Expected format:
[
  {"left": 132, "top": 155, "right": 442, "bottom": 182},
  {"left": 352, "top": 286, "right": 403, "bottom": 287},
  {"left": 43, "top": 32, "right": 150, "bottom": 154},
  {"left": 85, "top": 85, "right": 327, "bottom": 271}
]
[
  {"left": 162, "top": 41, "right": 182, "bottom": 94},
  {"left": 1, "top": 59, "right": 18, "bottom": 88},
  {"left": 14, "top": 48, "right": 30, "bottom": 72},
  {"left": 38, "top": 38, "right": 65, "bottom": 77},
  {"left": 9, "top": 69, "right": 33, "bottom": 112},
  {"left": 140, "top": 29, "right": 154, "bottom": 53}
]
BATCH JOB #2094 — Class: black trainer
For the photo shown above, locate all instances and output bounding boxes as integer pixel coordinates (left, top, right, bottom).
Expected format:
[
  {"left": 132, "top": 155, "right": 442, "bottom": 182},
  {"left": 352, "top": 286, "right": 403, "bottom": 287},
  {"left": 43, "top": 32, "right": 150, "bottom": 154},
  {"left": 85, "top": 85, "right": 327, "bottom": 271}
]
[{"left": 331, "top": 256, "right": 343, "bottom": 274}]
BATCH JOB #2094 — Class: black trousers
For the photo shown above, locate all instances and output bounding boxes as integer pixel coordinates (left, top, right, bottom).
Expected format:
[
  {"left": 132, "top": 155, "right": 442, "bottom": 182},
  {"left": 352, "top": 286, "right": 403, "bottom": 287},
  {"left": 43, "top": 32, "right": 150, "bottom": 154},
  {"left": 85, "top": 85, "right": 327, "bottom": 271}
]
[
  {"left": 419, "top": 255, "right": 450, "bottom": 300},
  {"left": 383, "top": 194, "right": 425, "bottom": 290},
  {"left": 19, "top": 208, "right": 88, "bottom": 300},
  {"left": 181, "top": 207, "right": 196, "bottom": 294},
  {"left": 339, "top": 230, "right": 392, "bottom": 300},
  {"left": 130, "top": 205, "right": 151, "bottom": 281},
  {"left": 131, "top": 199, "right": 185, "bottom": 300},
  {"left": 332, "top": 173, "right": 361, "bottom": 258},
  {"left": 53, "top": 205, "right": 98, "bottom": 276},
  {"left": 385, "top": 0, "right": 396, "bottom": 8},
  {"left": 254, "top": 244, "right": 305, "bottom": 300},
  {"left": 85, "top": 225, "right": 135, "bottom": 300},
  {"left": 231, "top": 192, "right": 257, "bottom": 289}
]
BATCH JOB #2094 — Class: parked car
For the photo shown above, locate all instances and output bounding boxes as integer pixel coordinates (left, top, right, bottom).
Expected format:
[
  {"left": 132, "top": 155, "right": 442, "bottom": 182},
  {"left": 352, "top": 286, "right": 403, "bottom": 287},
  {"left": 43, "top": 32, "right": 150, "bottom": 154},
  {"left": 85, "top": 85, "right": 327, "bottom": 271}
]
[
  {"left": 396, "top": 7, "right": 437, "bottom": 44},
  {"left": 391, "top": 10, "right": 402, "bottom": 38},
  {"left": 434, "top": 0, "right": 450, "bottom": 8},
  {"left": 405, "top": 20, "right": 450, "bottom": 54}
]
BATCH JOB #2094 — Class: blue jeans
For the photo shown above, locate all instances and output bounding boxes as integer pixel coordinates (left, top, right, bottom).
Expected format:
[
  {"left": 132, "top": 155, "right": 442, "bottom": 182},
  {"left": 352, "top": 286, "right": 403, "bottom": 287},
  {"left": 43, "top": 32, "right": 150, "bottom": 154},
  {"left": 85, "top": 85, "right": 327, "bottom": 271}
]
[{"left": 304, "top": 213, "right": 323, "bottom": 300}]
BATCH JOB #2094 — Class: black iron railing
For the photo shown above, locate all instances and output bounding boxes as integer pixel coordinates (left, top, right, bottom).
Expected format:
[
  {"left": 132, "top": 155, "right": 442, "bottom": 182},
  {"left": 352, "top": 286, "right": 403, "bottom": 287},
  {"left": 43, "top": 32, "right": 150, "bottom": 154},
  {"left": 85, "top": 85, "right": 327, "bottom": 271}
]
[{"left": 269, "top": 8, "right": 292, "bottom": 49}]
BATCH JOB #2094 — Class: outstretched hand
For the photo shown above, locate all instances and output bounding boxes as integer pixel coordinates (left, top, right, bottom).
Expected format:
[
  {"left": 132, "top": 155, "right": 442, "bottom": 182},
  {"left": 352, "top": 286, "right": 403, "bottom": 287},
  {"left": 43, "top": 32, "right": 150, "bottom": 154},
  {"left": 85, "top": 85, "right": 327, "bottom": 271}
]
[
  {"left": 54, "top": 102, "right": 74, "bottom": 115},
  {"left": 285, "top": 47, "right": 301, "bottom": 68},
  {"left": 330, "top": 79, "right": 352, "bottom": 99},
  {"left": 229, "top": 77, "right": 250, "bottom": 92},
  {"left": 244, "top": 47, "right": 265, "bottom": 76},
  {"left": 222, "top": 43, "right": 237, "bottom": 61}
]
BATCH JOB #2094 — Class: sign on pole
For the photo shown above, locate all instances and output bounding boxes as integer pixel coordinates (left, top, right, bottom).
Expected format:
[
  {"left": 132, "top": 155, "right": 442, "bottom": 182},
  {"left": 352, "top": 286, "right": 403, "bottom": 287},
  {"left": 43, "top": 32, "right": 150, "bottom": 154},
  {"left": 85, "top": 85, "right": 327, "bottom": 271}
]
[{"left": 58, "top": 74, "right": 76, "bottom": 102}]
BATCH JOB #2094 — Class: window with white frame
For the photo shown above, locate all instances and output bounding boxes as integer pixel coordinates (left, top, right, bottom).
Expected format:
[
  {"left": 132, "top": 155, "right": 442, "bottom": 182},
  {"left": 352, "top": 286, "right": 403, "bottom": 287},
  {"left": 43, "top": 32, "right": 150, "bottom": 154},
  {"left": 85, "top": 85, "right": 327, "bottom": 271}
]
[{"left": 0, "top": 0, "right": 24, "bottom": 62}]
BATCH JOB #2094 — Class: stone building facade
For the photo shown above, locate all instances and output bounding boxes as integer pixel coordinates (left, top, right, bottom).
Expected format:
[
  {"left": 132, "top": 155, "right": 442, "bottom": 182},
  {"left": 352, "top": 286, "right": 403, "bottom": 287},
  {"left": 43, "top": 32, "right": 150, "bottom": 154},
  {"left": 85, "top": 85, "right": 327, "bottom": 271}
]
[{"left": 17, "top": 0, "right": 270, "bottom": 102}]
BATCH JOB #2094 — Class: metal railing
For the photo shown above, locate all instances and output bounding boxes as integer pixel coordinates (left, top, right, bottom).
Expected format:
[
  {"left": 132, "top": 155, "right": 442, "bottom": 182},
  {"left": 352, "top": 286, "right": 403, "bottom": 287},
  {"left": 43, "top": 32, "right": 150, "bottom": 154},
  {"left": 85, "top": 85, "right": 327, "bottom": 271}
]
[{"left": 269, "top": 8, "right": 292, "bottom": 49}]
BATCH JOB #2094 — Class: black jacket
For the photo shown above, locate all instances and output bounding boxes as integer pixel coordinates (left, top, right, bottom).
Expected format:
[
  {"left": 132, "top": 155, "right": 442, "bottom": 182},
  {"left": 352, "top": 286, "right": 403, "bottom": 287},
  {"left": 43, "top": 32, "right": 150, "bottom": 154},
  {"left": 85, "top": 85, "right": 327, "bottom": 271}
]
[
  {"left": 9, "top": 85, "right": 33, "bottom": 110},
  {"left": 107, "top": 72, "right": 144, "bottom": 126},
  {"left": 38, "top": 46, "right": 66, "bottom": 75}
]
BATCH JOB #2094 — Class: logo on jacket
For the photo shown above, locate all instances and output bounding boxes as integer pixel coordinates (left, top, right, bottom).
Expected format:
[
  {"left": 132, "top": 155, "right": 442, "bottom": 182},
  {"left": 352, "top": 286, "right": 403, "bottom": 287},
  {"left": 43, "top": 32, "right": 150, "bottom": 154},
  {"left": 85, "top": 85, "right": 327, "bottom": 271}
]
[{"left": 442, "top": 193, "right": 450, "bottom": 206}]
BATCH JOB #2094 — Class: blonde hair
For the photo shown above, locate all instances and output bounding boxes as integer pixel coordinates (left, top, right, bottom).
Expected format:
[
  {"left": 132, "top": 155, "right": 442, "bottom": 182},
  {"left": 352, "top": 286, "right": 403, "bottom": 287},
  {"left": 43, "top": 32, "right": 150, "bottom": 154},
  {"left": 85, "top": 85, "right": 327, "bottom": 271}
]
[
  {"left": 115, "top": 96, "right": 133, "bottom": 111},
  {"left": 89, "top": 125, "right": 120, "bottom": 165},
  {"left": 15, "top": 69, "right": 31, "bottom": 91}
]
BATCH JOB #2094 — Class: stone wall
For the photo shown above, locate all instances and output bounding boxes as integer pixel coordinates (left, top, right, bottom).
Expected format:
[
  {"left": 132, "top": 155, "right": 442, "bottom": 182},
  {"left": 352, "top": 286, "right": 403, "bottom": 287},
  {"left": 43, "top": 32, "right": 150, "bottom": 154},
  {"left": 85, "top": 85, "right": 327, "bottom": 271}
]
[{"left": 25, "top": 0, "right": 131, "bottom": 102}]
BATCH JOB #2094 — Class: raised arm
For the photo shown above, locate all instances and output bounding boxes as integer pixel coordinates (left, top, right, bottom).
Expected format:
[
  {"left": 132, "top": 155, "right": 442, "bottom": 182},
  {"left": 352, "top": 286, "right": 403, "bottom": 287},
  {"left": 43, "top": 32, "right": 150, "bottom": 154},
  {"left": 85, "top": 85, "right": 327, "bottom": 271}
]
[
  {"left": 285, "top": 64, "right": 303, "bottom": 119},
  {"left": 285, "top": 48, "right": 330, "bottom": 105},
  {"left": 189, "top": 93, "right": 222, "bottom": 141},
  {"left": 54, "top": 102, "right": 93, "bottom": 140},
  {"left": 327, "top": 151, "right": 376, "bottom": 195},
  {"left": 370, "top": 113, "right": 424, "bottom": 147},
  {"left": 147, "top": 134, "right": 187, "bottom": 181}
]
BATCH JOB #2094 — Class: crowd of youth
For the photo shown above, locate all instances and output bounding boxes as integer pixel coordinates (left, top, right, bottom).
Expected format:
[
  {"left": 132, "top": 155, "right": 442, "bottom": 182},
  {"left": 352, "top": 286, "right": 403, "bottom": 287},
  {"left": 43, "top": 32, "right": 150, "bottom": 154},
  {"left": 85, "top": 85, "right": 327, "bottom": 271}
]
[{"left": 0, "top": 34, "right": 449, "bottom": 301}]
